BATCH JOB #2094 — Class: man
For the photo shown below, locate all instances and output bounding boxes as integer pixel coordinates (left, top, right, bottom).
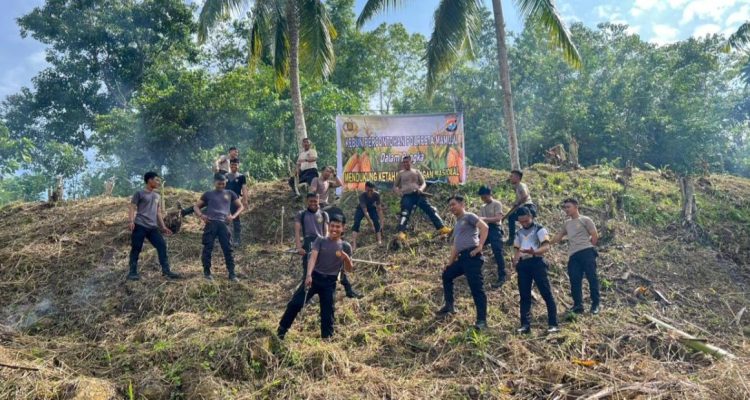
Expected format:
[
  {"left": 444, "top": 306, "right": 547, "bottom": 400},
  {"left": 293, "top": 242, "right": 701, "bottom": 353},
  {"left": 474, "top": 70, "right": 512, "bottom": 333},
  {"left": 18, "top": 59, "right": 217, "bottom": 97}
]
[
  {"left": 437, "top": 195, "right": 489, "bottom": 330},
  {"left": 127, "top": 171, "right": 181, "bottom": 281},
  {"left": 551, "top": 198, "right": 600, "bottom": 316},
  {"left": 226, "top": 159, "right": 249, "bottom": 248},
  {"left": 278, "top": 214, "right": 355, "bottom": 340},
  {"left": 214, "top": 147, "right": 239, "bottom": 174},
  {"left": 394, "top": 155, "right": 452, "bottom": 239},
  {"left": 478, "top": 186, "right": 506, "bottom": 288},
  {"left": 193, "top": 173, "right": 244, "bottom": 282},
  {"left": 288, "top": 138, "right": 319, "bottom": 196},
  {"left": 295, "top": 193, "right": 361, "bottom": 298},
  {"left": 351, "top": 181, "right": 384, "bottom": 251},
  {"left": 506, "top": 170, "right": 537, "bottom": 245},
  {"left": 512, "top": 207, "right": 559, "bottom": 334},
  {"left": 309, "top": 166, "right": 343, "bottom": 208}
]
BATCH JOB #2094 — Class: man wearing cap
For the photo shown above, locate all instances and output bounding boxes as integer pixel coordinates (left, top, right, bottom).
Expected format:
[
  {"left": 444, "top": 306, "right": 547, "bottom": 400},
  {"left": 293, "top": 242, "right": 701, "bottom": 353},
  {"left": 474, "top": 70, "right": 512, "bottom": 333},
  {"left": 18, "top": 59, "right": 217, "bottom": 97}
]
[
  {"left": 193, "top": 173, "right": 244, "bottom": 282},
  {"left": 437, "top": 195, "right": 489, "bottom": 330},
  {"left": 478, "top": 186, "right": 506, "bottom": 288}
]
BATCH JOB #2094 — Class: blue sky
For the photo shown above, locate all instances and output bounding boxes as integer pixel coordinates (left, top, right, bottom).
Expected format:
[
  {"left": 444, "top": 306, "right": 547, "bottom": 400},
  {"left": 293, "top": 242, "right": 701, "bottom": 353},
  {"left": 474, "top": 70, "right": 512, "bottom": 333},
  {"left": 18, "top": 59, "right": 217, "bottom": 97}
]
[{"left": 1, "top": 0, "right": 749, "bottom": 102}]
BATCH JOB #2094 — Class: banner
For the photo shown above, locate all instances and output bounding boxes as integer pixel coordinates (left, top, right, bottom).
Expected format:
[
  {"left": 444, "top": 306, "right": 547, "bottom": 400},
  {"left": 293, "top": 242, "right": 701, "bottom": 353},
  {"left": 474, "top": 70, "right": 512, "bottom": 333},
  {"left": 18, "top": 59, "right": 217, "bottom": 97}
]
[{"left": 336, "top": 113, "right": 465, "bottom": 191}]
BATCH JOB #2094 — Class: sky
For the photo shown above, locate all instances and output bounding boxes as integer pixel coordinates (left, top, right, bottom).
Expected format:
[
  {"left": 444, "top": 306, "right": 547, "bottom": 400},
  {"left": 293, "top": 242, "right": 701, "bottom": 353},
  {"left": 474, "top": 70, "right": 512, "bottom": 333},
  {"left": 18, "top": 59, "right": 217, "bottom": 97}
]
[{"left": 1, "top": 0, "right": 749, "bottom": 102}]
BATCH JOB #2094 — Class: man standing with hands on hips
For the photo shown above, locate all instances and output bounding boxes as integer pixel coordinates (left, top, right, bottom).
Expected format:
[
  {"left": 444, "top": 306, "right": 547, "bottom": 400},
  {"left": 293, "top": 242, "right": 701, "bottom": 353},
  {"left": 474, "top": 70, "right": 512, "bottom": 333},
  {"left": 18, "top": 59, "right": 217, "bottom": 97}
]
[{"left": 437, "top": 195, "right": 490, "bottom": 330}]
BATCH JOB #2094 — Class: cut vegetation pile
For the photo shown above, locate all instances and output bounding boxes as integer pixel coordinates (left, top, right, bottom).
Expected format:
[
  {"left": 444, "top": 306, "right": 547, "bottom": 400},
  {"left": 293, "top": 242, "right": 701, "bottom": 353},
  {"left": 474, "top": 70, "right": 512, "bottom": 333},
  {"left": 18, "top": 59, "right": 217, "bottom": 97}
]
[{"left": 1, "top": 165, "right": 749, "bottom": 399}]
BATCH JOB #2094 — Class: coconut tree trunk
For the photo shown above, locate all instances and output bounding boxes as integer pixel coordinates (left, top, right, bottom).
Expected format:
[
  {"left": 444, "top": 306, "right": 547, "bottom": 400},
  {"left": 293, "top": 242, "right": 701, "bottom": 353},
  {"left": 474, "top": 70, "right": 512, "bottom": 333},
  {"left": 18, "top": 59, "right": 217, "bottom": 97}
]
[
  {"left": 679, "top": 175, "right": 697, "bottom": 224},
  {"left": 490, "top": 0, "right": 520, "bottom": 170},
  {"left": 287, "top": 1, "right": 308, "bottom": 145}
]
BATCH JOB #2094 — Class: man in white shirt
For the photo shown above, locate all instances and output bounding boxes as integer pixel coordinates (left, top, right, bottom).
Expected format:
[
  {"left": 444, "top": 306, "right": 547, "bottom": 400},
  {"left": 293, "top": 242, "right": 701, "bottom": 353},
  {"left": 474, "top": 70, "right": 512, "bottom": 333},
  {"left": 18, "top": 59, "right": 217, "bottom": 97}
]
[{"left": 288, "top": 138, "right": 319, "bottom": 196}]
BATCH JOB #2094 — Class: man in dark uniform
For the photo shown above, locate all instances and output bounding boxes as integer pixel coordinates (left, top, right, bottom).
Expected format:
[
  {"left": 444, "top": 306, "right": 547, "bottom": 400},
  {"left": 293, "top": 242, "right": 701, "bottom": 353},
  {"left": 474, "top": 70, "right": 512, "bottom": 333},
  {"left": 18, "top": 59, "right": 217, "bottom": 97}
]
[
  {"left": 278, "top": 214, "right": 355, "bottom": 339},
  {"left": 226, "top": 159, "right": 248, "bottom": 247},
  {"left": 478, "top": 186, "right": 506, "bottom": 288},
  {"left": 295, "top": 193, "right": 361, "bottom": 298},
  {"left": 437, "top": 195, "right": 489, "bottom": 330},
  {"left": 193, "top": 173, "right": 244, "bottom": 282}
]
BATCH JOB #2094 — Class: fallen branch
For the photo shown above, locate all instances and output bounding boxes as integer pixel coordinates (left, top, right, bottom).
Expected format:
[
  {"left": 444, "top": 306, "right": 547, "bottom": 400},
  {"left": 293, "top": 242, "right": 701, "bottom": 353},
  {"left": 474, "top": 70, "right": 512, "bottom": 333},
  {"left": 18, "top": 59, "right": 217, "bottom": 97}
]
[
  {"left": 644, "top": 314, "right": 736, "bottom": 359},
  {"left": 0, "top": 362, "right": 39, "bottom": 371}
]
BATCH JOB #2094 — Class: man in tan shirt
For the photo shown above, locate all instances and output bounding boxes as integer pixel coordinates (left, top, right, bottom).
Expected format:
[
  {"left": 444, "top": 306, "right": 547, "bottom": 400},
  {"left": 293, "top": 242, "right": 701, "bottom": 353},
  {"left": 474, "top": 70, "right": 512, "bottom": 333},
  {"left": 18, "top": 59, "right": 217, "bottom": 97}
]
[
  {"left": 551, "top": 198, "right": 600, "bottom": 316},
  {"left": 309, "top": 166, "right": 343, "bottom": 208},
  {"left": 478, "top": 186, "right": 506, "bottom": 288},
  {"left": 506, "top": 170, "right": 537, "bottom": 245},
  {"left": 288, "top": 138, "right": 319, "bottom": 195},
  {"left": 394, "top": 155, "right": 451, "bottom": 239}
]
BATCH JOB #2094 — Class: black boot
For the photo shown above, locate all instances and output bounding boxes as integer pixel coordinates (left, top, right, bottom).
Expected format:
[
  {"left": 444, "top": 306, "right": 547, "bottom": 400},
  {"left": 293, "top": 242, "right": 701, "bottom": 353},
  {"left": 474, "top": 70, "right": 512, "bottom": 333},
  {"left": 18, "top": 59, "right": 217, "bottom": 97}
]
[
  {"left": 127, "top": 264, "right": 140, "bottom": 281},
  {"left": 436, "top": 304, "right": 456, "bottom": 317}
]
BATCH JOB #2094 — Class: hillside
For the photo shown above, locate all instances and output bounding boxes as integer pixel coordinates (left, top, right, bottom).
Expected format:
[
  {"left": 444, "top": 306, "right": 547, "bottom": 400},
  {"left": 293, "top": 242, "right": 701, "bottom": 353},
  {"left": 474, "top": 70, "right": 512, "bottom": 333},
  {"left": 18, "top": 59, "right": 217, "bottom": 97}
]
[{"left": 1, "top": 165, "right": 749, "bottom": 399}]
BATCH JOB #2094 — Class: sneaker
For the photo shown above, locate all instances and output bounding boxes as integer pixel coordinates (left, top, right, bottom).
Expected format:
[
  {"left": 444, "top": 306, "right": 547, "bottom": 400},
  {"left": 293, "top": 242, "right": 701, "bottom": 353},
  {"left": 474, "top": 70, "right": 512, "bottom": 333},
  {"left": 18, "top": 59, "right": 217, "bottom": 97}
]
[
  {"left": 436, "top": 305, "right": 456, "bottom": 316},
  {"left": 229, "top": 276, "right": 240, "bottom": 282},
  {"left": 397, "top": 232, "right": 407, "bottom": 241},
  {"left": 547, "top": 326, "right": 560, "bottom": 334},
  {"left": 516, "top": 325, "right": 531, "bottom": 334},
  {"left": 474, "top": 321, "right": 488, "bottom": 331},
  {"left": 204, "top": 274, "right": 214, "bottom": 281},
  {"left": 127, "top": 273, "right": 140, "bottom": 281},
  {"left": 346, "top": 290, "right": 363, "bottom": 299},
  {"left": 162, "top": 271, "right": 182, "bottom": 279},
  {"left": 591, "top": 305, "right": 600, "bottom": 315},
  {"left": 437, "top": 226, "right": 453, "bottom": 236},
  {"left": 490, "top": 279, "right": 506, "bottom": 289}
]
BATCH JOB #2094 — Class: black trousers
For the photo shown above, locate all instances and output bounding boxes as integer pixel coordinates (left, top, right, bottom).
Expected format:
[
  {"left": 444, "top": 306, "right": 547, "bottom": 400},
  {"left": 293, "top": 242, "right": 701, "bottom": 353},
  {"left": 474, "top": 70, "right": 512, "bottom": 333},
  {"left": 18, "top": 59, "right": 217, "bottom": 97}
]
[
  {"left": 567, "top": 248, "right": 600, "bottom": 311},
  {"left": 352, "top": 205, "right": 381, "bottom": 233},
  {"left": 398, "top": 192, "right": 444, "bottom": 232},
  {"left": 230, "top": 202, "right": 242, "bottom": 246},
  {"left": 487, "top": 225, "right": 506, "bottom": 282},
  {"left": 517, "top": 257, "right": 558, "bottom": 327},
  {"left": 202, "top": 220, "right": 235, "bottom": 277},
  {"left": 129, "top": 224, "right": 171, "bottom": 274},
  {"left": 279, "top": 271, "right": 338, "bottom": 338},
  {"left": 507, "top": 203, "right": 538, "bottom": 241},
  {"left": 288, "top": 168, "right": 319, "bottom": 190},
  {"left": 300, "top": 237, "right": 355, "bottom": 295},
  {"left": 442, "top": 249, "right": 487, "bottom": 322}
]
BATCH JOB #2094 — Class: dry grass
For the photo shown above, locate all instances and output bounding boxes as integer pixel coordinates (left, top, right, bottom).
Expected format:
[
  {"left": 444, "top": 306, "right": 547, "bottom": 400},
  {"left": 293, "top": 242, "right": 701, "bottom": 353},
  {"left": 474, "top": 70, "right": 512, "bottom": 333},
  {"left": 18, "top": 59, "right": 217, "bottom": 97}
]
[{"left": 0, "top": 166, "right": 749, "bottom": 399}]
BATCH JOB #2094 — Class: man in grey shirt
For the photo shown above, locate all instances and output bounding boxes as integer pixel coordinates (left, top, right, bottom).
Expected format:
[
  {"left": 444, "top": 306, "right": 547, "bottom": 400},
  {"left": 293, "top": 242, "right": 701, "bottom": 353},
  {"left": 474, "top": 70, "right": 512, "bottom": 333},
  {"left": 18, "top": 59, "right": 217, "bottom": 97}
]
[
  {"left": 127, "top": 171, "right": 181, "bottom": 281},
  {"left": 278, "top": 214, "right": 355, "bottom": 340},
  {"left": 193, "top": 173, "right": 244, "bottom": 282},
  {"left": 437, "top": 195, "right": 489, "bottom": 330}
]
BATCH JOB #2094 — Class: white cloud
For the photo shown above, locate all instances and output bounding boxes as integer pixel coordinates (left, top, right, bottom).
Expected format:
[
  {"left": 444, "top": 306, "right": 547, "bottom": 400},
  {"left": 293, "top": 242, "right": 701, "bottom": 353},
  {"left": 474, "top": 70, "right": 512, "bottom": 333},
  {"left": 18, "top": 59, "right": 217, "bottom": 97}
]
[
  {"left": 693, "top": 24, "right": 722, "bottom": 37},
  {"left": 630, "top": 0, "right": 667, "bottom": 17},
  {"left": 680, "top": 0, "right": 737, "bottom": 25},
  {"left": 626, "top": 25, "right": 642, "bottom": 35},
  {"left": 725, "top": 5, "right": 750, "bottom": 28},
  {"left": 651, "top": 24, "right": 680, "bottom": 45},
  {"left": 666, "top": 0, "right": 690, "bottom": 8}
]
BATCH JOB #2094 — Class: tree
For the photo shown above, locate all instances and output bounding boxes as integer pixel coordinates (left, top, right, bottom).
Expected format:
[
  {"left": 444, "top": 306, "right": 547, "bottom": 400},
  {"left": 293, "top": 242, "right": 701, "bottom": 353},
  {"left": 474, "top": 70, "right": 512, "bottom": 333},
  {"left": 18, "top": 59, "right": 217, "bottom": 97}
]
[
  {"left": 198, "top": 0, "right": 337, "bottom": 149},
  {"left": 357, "top": 0, "right": 581, "bottom": 170},
  {"left": 727, "top": 21, "right": 750, "bottom": 84}
]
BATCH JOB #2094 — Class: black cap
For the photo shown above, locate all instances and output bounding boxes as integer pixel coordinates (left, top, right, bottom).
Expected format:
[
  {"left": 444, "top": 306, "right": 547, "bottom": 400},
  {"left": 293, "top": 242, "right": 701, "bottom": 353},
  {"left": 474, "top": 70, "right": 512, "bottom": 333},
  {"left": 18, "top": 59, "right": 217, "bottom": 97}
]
[{"left": 477, "top": 186, "right": 492, "bottom": 196}]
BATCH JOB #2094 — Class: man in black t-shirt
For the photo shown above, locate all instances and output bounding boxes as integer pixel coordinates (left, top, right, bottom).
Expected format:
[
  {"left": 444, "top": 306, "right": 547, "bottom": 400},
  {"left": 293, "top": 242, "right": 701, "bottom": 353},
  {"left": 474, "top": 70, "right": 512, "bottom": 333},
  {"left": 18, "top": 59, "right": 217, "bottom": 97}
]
[
  {"left": 278, "top": 214, "right": 355, "bottom": 339},
  {"left": 351, "top": 181, "right": 384, "bottom": 251},
  {"left": 226, "top": 159, "right": 248, "bottom": 247}
]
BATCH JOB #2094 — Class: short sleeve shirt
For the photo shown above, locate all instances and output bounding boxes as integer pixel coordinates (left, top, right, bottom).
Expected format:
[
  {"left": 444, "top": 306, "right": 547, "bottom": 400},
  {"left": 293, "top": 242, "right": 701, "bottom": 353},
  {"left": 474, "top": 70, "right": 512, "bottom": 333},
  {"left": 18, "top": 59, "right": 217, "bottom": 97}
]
[
  {"left": 359, "top": 192, "right": 381, "bottom": 208},
  {"left": 201, "top": 190, "right": 238, "bottom": 221},
  {"left": 131, "top": 190, "right": 160, "bottom": 229},
  {"left": 217, "top": 155, "right": 230, "bottom": 173},
  {"left": 395, "top": 169, "right": 425, "bottom": 194},
  {"left": 310, "top": 177, "right": 331, "bottom": 205},
  {"left": 298, "top": 149, "right": 318, "bottom": 171},
  {"left": 312, "top": 237, "right": 352, "bottom": 276},
  {"left": 296, "top": 209, "right": 328, "bottom": 238},
  {"left": 479, "top": 199, "right": 503, "bottom": 226},
  {"left": 514, "top": 224, "right": 550, "bottom": 259},
  {"left": 562, "top": 216, "right": 597, "bottom": 256},
  {"left": 225, "top": 173, "right": 247, "bottom": 197},
  {"left": 453, "top": 212, "right": 481, "bottom": 252},
  {"left": 514, "top": 182, "right": 533, "bottom": 205}
]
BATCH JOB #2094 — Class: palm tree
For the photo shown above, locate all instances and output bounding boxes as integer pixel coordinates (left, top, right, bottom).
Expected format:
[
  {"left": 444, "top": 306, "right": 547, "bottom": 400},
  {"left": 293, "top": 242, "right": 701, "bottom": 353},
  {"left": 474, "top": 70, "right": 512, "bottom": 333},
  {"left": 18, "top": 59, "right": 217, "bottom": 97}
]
[
  {"left": 199, "top": 0, "right": 336, "bottom": 146},
  {"left": 727, "top": 21, "right": 750, "bottom": 84},
  {"left": 357, "top": 0, "right": 581, "bottom": 170}
]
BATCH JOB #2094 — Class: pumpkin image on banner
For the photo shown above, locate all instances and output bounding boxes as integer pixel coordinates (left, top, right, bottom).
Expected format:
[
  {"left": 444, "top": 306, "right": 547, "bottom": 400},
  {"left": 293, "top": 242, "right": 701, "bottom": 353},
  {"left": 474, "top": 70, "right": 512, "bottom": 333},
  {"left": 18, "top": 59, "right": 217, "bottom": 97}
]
[
  {"left": 447, "top": 147, "right": 464, "bottom": 185},
  {"left": 343, "top": 152, "right": 371, "bottom": 190}
]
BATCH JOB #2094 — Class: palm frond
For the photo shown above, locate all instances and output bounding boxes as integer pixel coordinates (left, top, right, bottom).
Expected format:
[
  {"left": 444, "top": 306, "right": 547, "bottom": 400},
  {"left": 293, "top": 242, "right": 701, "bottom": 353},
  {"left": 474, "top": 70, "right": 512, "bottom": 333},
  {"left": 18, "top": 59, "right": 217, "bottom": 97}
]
[
  {"left": 299, "top": 0, "right": 336, "bottom": 79},
  {"left": 198, "top": 0, "right": 245, "bottom": 44},
  {"left": 249, "top": 1, "right": 273, "bottom": 66},
  {"left": 726, "top": 22, "right": 750, "bottom": 53},
  {"left": 425, "top": 0, "right": 483, "bottom": 94},
  {"left": 356, "top": 0, "right": 409, "bottom": 29},
  {"left": 514, "top": 0, "right": 582, "bottom": 68},
  {"left": 273, "top": 13, "right": 290, "bottom": 90}
]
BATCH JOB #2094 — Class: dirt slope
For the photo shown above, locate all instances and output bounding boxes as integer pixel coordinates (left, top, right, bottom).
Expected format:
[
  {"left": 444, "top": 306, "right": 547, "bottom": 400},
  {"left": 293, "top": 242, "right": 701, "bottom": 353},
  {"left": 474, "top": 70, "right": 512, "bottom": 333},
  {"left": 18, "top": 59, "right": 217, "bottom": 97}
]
[{"left": 0, "top": 165, "right": 749, "bottom": 399}]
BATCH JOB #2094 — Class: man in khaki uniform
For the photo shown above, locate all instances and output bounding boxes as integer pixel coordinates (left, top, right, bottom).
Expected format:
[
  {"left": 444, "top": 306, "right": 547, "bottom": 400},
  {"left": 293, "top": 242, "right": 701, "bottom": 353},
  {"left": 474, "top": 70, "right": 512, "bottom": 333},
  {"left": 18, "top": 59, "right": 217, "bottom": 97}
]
[
  {"left": 551, "top": 197, "right": 600, "bottom": 315},
  {"left": 394, "top": 155, "right": 451, "bottom": 239},
  {"left": 309, "top": 166, "right": 343, "bottom": 208},
  {"left": 478, "top": 186, "right": 506, "bottom": 288},
  {"left": 506, "top": 170, "right": 537, "bottom": 245}
]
